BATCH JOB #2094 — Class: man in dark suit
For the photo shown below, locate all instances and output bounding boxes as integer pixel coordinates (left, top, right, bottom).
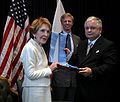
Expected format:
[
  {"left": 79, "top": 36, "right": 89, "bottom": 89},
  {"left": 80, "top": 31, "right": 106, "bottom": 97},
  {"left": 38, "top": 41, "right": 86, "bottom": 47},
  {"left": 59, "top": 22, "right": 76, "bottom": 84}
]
[
  {"left": 75, "top": 16, "right": 117, "bottom": 102},
  {"left": 51, "top": 13, "right": 81, "bottom": 102}
]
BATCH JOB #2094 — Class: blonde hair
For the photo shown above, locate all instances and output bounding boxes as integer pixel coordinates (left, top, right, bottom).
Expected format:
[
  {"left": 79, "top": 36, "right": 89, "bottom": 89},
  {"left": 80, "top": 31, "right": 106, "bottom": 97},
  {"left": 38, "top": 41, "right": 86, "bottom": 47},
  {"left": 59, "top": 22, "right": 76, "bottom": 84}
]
[
  {"left": 30, "top": 17, "right": 51, "bottom": 34},
  {"left": 60, "top": 13, "right": 74, "bottom": 22}
]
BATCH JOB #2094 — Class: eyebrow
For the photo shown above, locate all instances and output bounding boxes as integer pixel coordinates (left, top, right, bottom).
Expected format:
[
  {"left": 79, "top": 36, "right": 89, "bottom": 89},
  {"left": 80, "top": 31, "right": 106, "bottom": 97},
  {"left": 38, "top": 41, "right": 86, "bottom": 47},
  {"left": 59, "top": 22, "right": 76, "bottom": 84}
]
[{"left": 40, "top": 29, "right": 50, "bottom": 33}]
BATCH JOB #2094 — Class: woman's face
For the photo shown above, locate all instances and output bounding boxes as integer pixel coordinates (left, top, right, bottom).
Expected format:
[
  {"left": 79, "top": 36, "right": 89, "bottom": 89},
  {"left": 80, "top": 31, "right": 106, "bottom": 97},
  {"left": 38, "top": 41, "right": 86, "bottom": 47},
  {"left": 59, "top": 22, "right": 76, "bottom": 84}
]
[{"left": 35, "top": 24, "right": 50, "bottom": 45}]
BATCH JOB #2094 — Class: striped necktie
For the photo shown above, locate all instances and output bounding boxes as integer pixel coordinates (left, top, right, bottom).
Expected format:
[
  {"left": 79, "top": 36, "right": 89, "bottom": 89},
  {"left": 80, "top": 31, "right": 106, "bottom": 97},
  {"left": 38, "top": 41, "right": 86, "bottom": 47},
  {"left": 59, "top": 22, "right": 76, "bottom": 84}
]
[{"left": 86, "top": 41, "right": 93, "bottom": 55}]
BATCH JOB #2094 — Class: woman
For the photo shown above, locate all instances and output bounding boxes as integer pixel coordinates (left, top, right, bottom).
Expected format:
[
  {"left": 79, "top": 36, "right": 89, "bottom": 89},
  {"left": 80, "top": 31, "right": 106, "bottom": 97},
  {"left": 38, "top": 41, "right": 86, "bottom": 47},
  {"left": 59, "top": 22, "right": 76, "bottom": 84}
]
[{"left": 20, "top": 17, "right": 58, "bottom": 102}]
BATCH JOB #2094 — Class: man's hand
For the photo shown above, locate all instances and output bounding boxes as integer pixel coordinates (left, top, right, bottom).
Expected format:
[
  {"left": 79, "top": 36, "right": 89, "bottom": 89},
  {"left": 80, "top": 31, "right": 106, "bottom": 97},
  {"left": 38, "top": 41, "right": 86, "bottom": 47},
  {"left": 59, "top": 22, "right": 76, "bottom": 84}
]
[{"left": 78, "top": 67, "right": 92, "bottom": 77}]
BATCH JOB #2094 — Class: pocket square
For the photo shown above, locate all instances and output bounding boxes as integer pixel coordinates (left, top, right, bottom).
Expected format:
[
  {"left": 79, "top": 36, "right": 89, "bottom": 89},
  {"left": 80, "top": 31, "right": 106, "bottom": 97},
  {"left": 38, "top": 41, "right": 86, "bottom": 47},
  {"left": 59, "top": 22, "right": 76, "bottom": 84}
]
[{"left": 96, "top": 50, "right": 99, "bottom": 53}]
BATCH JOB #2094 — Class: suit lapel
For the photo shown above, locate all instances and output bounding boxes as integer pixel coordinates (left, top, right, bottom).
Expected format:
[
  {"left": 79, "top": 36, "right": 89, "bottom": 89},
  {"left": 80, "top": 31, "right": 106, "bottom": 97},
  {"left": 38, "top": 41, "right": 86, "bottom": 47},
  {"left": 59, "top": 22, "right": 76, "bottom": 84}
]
[
  {"left": 79, "top": 36, "right": 103, "bottom": 65},
  {"left": 72, "top": 34, "right": 77, "bottom": 47}
]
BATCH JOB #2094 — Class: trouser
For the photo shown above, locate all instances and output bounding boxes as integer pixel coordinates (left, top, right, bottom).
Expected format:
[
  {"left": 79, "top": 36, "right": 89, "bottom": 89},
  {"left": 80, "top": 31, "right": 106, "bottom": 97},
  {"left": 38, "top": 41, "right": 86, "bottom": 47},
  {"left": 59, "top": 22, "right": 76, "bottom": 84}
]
[{"left": 52, "top": 87, "right": 76, "bottom": 102}]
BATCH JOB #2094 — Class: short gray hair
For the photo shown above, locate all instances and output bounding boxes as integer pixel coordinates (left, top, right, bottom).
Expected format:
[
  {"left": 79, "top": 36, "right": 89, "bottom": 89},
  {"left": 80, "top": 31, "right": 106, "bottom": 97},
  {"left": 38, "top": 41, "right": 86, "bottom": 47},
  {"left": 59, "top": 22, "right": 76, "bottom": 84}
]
[{"left": 85, "top": 16, "right": 102, "bottom": 28}]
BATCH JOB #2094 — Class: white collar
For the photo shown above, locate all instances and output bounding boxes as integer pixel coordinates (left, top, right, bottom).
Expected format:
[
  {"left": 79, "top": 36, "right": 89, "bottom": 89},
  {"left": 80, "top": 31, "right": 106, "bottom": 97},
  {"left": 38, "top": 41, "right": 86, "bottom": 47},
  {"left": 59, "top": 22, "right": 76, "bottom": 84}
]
[{"left": 88, "top": 35, "right": 101, "bottom": 45}]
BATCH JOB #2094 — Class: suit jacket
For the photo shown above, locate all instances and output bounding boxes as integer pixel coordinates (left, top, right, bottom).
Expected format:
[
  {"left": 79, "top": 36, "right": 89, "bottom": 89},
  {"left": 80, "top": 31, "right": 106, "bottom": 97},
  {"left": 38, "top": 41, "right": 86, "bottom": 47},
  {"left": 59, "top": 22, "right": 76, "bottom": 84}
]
[
  {"left": 51, "top": 34, "right": 81, "bottom": 87},
  {"left": 20, "top": 39, "right": 52, "bottom": 87},
  {"left": 76, "top": 36, "right": 117, "bottom": 102}
]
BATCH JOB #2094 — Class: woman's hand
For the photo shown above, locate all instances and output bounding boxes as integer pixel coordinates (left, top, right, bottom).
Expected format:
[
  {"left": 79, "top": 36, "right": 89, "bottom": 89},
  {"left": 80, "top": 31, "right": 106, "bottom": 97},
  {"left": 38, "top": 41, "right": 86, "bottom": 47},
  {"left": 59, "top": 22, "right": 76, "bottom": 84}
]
[{"left": 49, "top": 62, "right": 58, "bottom": 71}]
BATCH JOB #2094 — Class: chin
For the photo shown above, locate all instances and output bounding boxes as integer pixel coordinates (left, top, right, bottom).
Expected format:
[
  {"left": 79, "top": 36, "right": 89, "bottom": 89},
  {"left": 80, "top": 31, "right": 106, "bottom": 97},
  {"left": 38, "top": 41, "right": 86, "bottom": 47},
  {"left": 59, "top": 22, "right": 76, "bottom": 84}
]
[{"left": 41, "top": 41, "right": 47, "bottom": 44}]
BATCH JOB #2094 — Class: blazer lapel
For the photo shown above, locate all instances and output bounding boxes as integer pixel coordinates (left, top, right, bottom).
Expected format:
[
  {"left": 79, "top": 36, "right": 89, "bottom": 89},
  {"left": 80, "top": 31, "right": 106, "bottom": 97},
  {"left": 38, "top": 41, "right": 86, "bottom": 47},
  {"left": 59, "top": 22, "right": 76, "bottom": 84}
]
[{"left": 79, "top": 36, "right": 103, "bottom": 65}]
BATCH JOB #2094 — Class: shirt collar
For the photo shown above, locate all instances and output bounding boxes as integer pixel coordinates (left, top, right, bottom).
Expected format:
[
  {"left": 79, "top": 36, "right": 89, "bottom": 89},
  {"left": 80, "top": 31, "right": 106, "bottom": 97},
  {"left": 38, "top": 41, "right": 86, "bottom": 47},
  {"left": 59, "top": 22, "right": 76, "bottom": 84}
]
[
  {"left": 88, "top": 34, "right": 101, "bottom": 45},
  {"left": 62, "top": 31, "right": 72, "bottom": 36}
]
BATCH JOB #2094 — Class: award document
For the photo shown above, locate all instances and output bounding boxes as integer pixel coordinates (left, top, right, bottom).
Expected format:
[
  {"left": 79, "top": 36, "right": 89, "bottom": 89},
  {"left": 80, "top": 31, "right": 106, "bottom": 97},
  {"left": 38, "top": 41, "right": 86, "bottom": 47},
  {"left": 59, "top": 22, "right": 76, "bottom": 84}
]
[
  {"left": 49, "top": 32, "right": 79, "bottom": 70},
  {"left": 58, "top": 62, "right": 80, "bottom": 70}
]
